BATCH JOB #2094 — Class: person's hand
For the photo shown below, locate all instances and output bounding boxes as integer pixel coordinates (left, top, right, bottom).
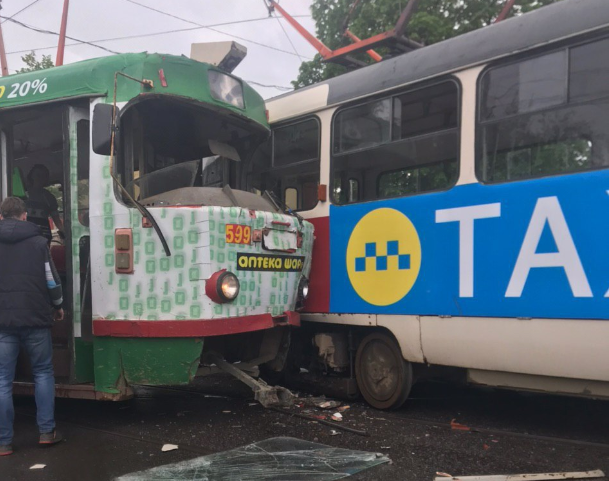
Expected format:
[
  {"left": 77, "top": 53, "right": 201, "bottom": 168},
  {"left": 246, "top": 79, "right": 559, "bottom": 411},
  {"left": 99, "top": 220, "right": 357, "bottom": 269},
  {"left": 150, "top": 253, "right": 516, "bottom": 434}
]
[{"left": 54, "top": 308, "right": 64, "bottom": 322}]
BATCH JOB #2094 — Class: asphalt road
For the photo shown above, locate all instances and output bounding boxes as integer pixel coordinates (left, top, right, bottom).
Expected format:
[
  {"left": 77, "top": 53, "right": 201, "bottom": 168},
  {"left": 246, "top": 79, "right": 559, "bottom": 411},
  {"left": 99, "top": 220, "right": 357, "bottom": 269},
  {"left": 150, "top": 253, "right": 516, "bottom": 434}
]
[{"left": 2, "top": 376, "right": 608, "bottom": 480}]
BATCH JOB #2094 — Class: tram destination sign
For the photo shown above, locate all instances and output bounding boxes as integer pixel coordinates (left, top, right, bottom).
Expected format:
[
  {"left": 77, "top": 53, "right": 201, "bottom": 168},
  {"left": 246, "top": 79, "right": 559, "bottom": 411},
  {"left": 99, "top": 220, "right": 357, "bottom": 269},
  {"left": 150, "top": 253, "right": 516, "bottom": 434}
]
[{"left": 237, "top": 253, "right": 305, "bottom": 272}]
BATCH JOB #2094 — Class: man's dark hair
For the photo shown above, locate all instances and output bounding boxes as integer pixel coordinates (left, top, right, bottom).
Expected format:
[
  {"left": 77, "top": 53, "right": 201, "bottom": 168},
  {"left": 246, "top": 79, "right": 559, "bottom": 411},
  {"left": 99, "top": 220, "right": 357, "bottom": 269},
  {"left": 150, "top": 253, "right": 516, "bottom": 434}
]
[{"left": 0, "top": 196, "right": 27, "bottom": 219}]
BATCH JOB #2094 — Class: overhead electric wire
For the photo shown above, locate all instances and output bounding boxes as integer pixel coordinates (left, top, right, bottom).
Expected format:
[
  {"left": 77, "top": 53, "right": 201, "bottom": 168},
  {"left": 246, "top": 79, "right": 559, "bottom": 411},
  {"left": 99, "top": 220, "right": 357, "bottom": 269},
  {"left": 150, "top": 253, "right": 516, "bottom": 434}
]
[
  {"left": 1, "top": 0, "right": 43, "bottom": 24},
  {"left": 6, "top": 15, "right": 311, "bottom": 56},
  {"left": 3, "top": 5, "right": 299, "bottom": 93},
  {"left": 3, "top": 17, "right": 120, "bottom": 54},
  {"left": 274, "top": 13, "right": 303, "bottom": 62},
  {"left": 245, "top": 80, "right": 293, "bottom": 91},
  {"left": 125, "top": 0, "right": 312, "bottom": 59}
]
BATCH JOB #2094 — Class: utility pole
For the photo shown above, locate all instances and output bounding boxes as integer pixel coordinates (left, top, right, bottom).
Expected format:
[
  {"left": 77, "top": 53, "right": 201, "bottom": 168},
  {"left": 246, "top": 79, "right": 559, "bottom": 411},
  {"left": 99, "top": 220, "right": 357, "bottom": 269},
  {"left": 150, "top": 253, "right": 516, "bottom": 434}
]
[
  {"left": 56, "top": 0, "right": 69, "bottom": 66},
  {"left": 0, "top": 0, "right": 10, "bottom": 76}
]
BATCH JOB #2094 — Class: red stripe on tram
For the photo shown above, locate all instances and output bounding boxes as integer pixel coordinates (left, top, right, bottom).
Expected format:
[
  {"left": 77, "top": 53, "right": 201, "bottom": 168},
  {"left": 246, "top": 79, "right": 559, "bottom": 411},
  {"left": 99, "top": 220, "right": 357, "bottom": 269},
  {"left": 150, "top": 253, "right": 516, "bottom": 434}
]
[{"left": 92, "top": 312, "right": 300, "bottom": 338}]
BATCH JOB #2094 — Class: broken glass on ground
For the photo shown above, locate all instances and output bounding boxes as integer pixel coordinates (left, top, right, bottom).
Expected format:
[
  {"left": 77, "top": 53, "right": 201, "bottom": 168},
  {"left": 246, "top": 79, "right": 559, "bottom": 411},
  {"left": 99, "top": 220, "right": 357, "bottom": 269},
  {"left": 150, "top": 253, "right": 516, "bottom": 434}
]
[{"left": 116, "top": 437, "right": 390, "bottom": 481}]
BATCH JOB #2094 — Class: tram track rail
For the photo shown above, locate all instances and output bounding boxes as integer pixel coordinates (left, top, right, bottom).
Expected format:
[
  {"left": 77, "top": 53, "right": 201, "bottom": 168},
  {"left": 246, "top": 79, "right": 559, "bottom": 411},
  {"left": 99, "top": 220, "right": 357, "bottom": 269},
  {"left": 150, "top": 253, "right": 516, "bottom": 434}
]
[{"left": 379, "top": 412, "right": 609, "bottom": 451}]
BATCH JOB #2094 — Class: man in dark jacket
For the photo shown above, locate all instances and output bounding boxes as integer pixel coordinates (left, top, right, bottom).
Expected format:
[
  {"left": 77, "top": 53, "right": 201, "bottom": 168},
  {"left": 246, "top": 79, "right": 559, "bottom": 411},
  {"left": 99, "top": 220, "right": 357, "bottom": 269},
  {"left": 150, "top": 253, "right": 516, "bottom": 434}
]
[{"left": 0, "top": 197, "right": 64, "bottom": 456}]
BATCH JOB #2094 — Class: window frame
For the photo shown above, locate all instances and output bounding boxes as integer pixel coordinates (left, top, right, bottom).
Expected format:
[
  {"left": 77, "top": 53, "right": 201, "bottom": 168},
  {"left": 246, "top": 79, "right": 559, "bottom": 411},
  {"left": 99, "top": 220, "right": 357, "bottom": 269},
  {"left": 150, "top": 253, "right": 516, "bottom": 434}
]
[
  {"left": 269, "top": 115, "right": 322, "bottom": 212},
  {"left": 76, "top": 119, "right": 90, "bottom": 226},
  {"left": 271, "top": 116, "right": 321, "bottom": 170},
  {"left": 330, "top": 76, "right": 462, "bottom": 205},
  {"left": 475, "top": 34, "right": 609, "bottom": 185}
]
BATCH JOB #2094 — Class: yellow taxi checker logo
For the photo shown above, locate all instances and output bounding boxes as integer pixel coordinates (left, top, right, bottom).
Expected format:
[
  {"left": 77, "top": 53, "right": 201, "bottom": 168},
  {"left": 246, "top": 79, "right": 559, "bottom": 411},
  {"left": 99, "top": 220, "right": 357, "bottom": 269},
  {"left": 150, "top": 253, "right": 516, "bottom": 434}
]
[{"left": 346, "top": 208, "right": 421, "bottom": 306}]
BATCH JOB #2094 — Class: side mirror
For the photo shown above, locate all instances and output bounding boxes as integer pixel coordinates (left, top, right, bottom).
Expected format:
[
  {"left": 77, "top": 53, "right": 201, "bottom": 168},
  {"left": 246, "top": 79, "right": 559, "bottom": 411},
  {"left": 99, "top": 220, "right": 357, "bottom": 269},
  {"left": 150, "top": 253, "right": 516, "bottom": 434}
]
[{"left": 92, "top": 104, "right": 120, "bottom": 155}]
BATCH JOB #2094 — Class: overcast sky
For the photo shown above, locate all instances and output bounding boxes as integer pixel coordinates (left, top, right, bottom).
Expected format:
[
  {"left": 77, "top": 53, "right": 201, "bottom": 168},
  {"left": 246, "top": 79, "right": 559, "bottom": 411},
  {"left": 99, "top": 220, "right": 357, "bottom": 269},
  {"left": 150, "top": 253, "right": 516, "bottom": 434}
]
[{"left": 0, "top": 0, "right": 318, "bottom": 98}]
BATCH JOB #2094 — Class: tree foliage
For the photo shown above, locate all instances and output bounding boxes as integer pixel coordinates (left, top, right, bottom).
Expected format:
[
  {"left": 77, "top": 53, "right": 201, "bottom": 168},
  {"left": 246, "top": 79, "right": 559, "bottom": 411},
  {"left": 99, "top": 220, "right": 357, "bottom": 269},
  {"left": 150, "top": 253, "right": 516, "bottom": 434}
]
[
  {"left": 293, "top": 0, "right": 559, "bottom": 88},
  {"left": 17, "top": 51, "right": 54, "bottom": 73}
]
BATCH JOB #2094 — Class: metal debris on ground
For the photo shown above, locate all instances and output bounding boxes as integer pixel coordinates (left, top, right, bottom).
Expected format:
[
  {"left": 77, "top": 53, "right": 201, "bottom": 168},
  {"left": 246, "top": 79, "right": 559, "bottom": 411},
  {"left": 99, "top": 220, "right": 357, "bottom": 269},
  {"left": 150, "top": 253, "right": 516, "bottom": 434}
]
[
  {"left": 432, "top": 470, "right": 605, "bottom": 481},
  {"left": 116, "top": 437, "right": 390, "bottom": 481},
  {"left": 450, "top": 419, "right": 471, "bottom": 431},
  {"left": 302, "top": 396, "right": 342, "bottom": 410},
  {"left": 161, "top": 444, "right": 178, "bottom": 452}
]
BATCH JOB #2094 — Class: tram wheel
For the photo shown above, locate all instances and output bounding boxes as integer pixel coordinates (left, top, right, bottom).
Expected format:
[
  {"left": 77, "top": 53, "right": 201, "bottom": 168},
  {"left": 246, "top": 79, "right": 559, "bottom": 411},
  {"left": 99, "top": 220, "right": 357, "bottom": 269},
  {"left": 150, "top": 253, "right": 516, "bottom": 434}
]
[{"left": 355, "top": 332, "right": 412, "bottom": 410}]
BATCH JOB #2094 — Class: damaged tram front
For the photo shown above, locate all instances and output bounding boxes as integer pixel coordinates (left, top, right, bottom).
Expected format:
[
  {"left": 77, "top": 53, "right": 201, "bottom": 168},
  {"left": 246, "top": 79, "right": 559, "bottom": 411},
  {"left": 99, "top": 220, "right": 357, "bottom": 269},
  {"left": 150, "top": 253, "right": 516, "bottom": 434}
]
[{"left": 0, "top": 51, "right": 314, "bottom": 400}]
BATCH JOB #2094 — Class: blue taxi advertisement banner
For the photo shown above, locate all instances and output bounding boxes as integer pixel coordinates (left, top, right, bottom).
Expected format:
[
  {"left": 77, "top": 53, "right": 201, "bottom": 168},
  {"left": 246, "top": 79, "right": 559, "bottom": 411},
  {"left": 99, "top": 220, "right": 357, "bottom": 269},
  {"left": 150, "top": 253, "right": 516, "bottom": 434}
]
[{"left": 329, "top": 170, "right": 609, "bottom": 319}]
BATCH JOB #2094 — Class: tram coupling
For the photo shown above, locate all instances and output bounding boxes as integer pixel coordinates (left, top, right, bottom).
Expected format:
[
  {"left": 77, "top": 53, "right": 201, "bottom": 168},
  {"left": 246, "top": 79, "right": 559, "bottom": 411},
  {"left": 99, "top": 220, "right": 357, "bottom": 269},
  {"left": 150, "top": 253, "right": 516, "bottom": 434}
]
[{"left": 204, "top": 352, "right": 295, "bottom": 408}]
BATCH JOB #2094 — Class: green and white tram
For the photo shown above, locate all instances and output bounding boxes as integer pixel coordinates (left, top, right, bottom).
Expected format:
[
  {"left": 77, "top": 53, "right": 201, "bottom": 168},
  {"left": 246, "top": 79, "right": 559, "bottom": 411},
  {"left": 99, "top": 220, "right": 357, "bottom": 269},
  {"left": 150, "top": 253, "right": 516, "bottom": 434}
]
[{"left": 0, "top": 48, "right": 314, "bottom": 400}]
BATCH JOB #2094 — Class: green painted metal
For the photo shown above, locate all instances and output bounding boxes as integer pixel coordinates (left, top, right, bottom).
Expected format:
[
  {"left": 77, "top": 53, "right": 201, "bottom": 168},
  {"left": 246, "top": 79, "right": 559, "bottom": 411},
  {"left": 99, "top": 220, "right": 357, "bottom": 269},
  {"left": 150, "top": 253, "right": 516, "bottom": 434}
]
[
  {"left": 93, "top": 337, "right": 203, "bottom": 394},
  {"left": 0, "top": 53, "right": 268, "bottom": 130},
  {"left": 74, "top": 338, "right": 95, "bottom": 383}
]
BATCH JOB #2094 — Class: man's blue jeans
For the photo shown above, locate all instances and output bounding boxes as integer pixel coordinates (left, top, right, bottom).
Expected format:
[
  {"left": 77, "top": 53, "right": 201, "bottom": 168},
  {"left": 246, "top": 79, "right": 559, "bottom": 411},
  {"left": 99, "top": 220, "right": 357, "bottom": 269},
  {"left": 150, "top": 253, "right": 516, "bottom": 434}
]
[{"left": 0, "top": 328, "right": 55, "bottom": 445}]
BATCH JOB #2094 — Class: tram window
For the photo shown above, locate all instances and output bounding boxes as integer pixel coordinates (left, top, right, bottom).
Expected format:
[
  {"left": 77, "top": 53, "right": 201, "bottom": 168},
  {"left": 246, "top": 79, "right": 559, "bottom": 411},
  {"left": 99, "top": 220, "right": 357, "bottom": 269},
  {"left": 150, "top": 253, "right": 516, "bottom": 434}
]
[
  {"left": 249, "top": 117, "right": 320, "bottom": 211},
  {"left": 478, "top": 38, "right": 609, "bottom": 183},
  {"left": 332, "top": 81, "right": 459, "bottom": 204},
  {"left": 285, "top": 188, "right": 298, "bottom": 211},
  {"left": 334, "top": 99, "right": 391, "bottom": 153},
  {"left": 392, "top": 83, "right": 458, "bottom": 140},
  {"left": 118, "top": 98, "right": 259, "bottom": 205},
  {"left": 481, "top": 51, "right": 566, "bottom": 122},
  {"left": 569, "top": 38, "right": 609, "bottom": 103},
  {"left": 378, "top": 160, "right": 457, "bottom": 199},
  {"left": 274, "top": 119, "right": 318, "bottom": 167}
]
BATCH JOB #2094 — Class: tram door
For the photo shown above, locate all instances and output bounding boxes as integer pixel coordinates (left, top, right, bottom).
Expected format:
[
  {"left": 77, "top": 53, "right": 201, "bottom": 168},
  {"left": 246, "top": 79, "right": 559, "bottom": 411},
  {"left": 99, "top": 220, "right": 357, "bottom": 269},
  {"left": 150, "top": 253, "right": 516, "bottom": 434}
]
[
  {"left": 0, "top": 102, "right": 91, "bottom": 384},
  {"left": 67, "top": 105, "right": 94, "bottom": 383}
]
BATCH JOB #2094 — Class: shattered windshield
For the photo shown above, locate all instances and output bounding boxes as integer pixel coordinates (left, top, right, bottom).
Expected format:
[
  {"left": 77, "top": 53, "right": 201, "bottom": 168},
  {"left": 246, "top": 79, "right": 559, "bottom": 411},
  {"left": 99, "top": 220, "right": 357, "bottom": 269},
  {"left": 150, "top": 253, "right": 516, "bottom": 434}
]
[
  {"left": 118, "top": 98, "right": 264, "bottom": 205},
  {"left": 128, "top": 157, "right": 226, "bottom": 202},
  {"left": 128, "top": 159, "right": 199, "bottom": 200}
]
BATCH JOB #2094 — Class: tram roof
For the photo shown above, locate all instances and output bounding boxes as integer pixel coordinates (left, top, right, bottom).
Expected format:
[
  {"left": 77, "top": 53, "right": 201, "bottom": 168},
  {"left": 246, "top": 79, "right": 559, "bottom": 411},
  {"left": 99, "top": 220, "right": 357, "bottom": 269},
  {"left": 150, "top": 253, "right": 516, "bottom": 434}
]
[
  {"left": 0, "top": 52, "right": 268, "bottom": 129},
  {"left": 272, "top": 0, "right": 609, "bottom": 111}
]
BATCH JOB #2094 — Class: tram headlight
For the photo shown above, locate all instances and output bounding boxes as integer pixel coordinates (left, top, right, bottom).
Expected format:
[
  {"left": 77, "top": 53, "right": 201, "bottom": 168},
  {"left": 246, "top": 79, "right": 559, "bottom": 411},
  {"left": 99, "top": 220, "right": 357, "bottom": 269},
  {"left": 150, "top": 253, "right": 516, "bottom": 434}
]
[
  {"left": 220, "top": 273, "right": 240, "bottom": 301},
  {"left": 298, "top": 277, "right": 310, "bottom": 301},
  {"left": 205, "top": 270, "right": 240, "bottom": 304},
  {"left": 208, "top": 71, "right": 244, "bottom": 109}
]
